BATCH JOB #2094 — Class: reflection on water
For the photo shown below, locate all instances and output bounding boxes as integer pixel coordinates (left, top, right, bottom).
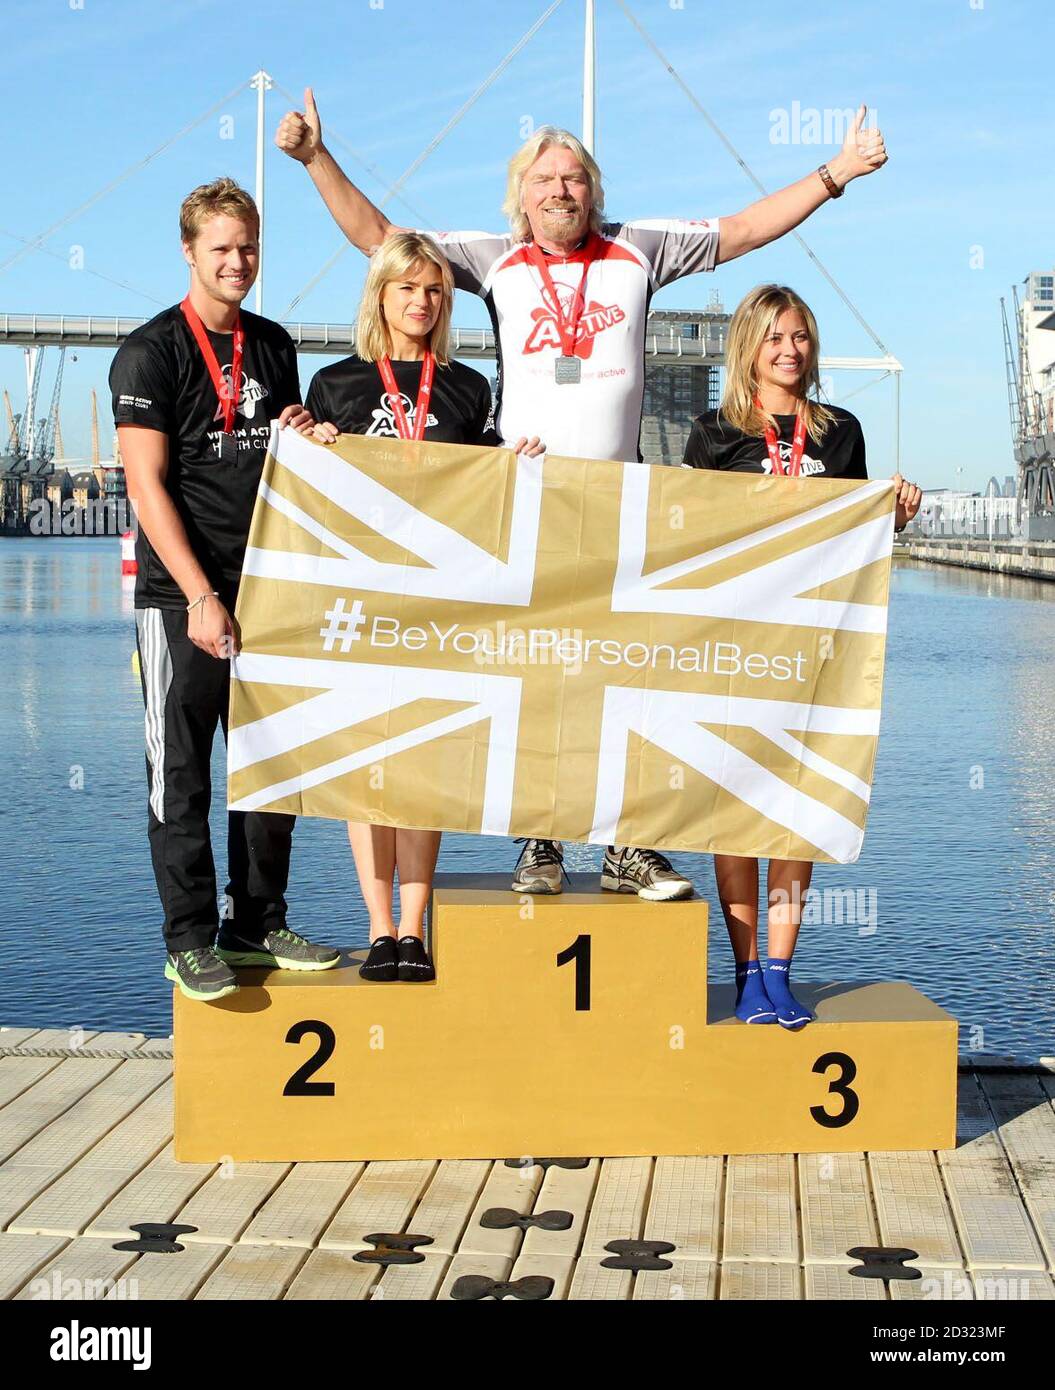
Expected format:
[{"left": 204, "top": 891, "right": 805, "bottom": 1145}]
[{"left": 0, "top": 542, "right": 1052, "bottom": 1057}]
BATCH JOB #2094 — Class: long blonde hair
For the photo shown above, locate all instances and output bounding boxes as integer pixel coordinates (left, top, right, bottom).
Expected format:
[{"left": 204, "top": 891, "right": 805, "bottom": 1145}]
[
  {"left": 720, "top": 284, "right": 836, "bottom": 442},
  {"left": 354, "top": 231, "right": 454, "bottom": 366},
  {"left": 502, "top": 126, "right": 605, "bottom": 243}
]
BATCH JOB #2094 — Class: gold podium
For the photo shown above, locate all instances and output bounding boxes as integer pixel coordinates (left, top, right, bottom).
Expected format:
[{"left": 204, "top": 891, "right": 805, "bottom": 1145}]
[{"left": 173, "top": 875, "right": 957, "bottom": 1162}]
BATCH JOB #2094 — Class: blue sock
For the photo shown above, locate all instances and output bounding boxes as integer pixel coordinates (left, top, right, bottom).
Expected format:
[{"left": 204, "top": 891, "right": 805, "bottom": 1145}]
[
  {"left": 734, "top": 961, "right": 776, "bottom": 1023},
  {"left": 763, "top": 957, "right": 814, "bottom": 1029}
]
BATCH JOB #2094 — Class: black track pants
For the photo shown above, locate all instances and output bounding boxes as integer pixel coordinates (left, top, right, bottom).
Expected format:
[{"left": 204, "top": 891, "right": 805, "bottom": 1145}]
[{"left": 134, "top": 601, "right": 294, "bottom": 952}]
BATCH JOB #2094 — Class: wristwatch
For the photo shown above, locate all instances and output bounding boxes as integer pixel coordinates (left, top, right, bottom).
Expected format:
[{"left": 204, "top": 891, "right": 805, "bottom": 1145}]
[{"left": 817, "top": 163, "right": 844, "bottom": 199}]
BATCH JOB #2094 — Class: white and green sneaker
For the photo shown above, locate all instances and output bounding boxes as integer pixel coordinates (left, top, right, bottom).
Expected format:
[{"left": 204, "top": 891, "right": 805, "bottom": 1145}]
[
  {"left": 600, "top": 846, "right": 693, "bottom": 902},
  {"left": 214, "top": 926, "right": 340, "bottom": 972},
  {"left": 164, "top": 947, "right": 239, "bottom": 1002}
]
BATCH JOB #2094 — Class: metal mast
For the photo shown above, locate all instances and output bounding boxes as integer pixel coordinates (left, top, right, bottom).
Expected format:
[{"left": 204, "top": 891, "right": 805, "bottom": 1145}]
[
  {"left": 251, "top": 70, "right": 273, "bottom": 315},
  {"left": 582, "top": 0, "right": 596, "bottom": 154}
]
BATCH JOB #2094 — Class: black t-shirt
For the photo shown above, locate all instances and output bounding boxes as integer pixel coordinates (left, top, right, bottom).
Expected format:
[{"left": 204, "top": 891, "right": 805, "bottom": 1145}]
[
  {"left": 109, "top": 303, "right": 301, "bottom": 608},
  {"left": 305, "top": 353, "right": 498, "bottom": 446},
  {"left": 682, "top": 404, "right": 867, "bottom": 479}
]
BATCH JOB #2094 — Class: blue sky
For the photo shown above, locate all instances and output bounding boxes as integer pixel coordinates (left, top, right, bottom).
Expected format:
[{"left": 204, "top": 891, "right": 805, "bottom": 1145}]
[{"left": 1, "top": 0, "right": 1051, "bottom": 490}]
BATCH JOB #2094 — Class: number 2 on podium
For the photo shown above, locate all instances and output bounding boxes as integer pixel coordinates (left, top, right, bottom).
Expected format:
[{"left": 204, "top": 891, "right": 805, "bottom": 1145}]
[{"left": 283, "top": 1020, "right": 336, "bottom": 1096}]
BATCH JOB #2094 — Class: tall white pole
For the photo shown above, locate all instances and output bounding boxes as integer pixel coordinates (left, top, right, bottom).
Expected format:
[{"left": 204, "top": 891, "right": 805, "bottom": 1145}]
[
  {"left": 894, "top": 369, "right": 901, "bottom": 475},
  {"left": 251, "top": 70, "right": 273, "bottom": 315},
  {"left": 582, "top": 0, "right": 596, "bottom": 154}
]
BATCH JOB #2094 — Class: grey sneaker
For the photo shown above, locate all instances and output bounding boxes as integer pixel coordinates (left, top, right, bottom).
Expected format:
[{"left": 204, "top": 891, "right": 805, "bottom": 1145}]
[
  {"left": 600, "top": 846, "right": 693, "bottom": 901},
  {"left": 510, "top": 838, "right": 565, "bottom": 894},
  {"left": 164, "top": 947, "right": 239, "bottom": 1002},
  {"left": 214, "top": 926, "right": 340, "bottom": 971}
]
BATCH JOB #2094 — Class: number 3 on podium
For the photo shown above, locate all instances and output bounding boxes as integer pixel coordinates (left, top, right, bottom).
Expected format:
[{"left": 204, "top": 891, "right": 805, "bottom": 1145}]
[
  {"left": 555, "top": 942, "right": 863, "bottom": 1131},
  {"left": 811, "top": 1051, "right": 859, "bottom": 1128}
]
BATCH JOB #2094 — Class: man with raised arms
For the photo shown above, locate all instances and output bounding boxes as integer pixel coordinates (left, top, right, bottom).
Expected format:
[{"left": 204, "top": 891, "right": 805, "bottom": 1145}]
[
  {"left": 111, "top": 177, "right": 340, "bottom": 1001},
  {"left": 276, "top": 93, "right": 887, "bottom": 900}
]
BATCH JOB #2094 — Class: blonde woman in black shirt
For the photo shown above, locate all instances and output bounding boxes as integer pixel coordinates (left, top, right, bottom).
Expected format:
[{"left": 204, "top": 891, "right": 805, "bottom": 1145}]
[
  {"left": 684, "top": 283, "right": 921, "bottom": 1027},
  {"left": 308, "top": 231, "right": 545, "bottom": 983}
]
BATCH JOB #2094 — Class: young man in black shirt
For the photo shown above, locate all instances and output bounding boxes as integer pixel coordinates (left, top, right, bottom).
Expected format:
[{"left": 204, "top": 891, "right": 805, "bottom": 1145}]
[{"left": 110, "top": 177, "right": 339, "bottom": 1001}]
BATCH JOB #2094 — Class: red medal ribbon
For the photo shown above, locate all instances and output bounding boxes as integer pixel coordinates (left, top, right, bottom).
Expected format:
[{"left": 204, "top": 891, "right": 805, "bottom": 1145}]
[
  {"left": 180, "top": 296, "right": 243, "bottom": 433},
  {"left": 756, "top": 396, "right": 807, "bottom": 477},
  {"left": 527, "top": 235, "right": 600, "bottom": 358},
  {"left": 377, "top": 351, "right": 435, "bottom": 441}
]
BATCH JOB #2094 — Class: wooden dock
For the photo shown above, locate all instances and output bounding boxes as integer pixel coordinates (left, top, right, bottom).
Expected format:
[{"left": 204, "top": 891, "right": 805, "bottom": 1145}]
[{"left": 2, "top": 1025, "right": 1054, "bottom": 1301}]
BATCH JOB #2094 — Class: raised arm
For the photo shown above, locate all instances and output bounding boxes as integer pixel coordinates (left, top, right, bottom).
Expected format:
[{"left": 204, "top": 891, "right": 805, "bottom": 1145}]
[
  {"left": 275, "top": 88, "right": 404, "bottom": 255},
  {"left": 717, "top": 104, "right": 887, "bottom": 264}
]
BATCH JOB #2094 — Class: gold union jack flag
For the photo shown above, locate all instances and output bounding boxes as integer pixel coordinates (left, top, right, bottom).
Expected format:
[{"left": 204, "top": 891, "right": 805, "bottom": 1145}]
[{"left": 227, "top": 426, "right": 895, "bottom": 863}]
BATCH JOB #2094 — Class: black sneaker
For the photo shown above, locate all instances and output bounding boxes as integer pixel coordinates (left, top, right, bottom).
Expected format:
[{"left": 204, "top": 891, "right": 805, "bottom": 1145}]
[
  {"left": 510, "top": 838, "right": 565, "bottom": 894},
  {"left": 397, "top": 936, "right": 435, "bottom": 982},
  {"left": 214, "top": 926, "right": 340, "bottom": 971},
  {"left": 359, "top": 936, "right": 399, "bottom": 982},
  {"left": 164, "top": 947, "right": 239, "bottom": 1002},
  {"left": 600, "top": 846, "right": 693, "bottom": 901}
]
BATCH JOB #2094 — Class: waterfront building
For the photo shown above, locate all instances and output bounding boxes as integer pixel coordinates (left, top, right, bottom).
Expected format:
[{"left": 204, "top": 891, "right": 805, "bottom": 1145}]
[{"left": 915, "top": 485, "right": 1020, "bottom": 540}]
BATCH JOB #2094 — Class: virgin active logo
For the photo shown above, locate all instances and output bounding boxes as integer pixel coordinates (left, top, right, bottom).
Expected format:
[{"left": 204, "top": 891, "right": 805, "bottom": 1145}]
[{"left": 367, "top": 391, "right": 439, "bottom": 439}]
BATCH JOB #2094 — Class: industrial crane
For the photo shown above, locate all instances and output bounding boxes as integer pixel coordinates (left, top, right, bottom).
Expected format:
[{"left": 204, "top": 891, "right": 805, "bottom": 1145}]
[
  {"left": 1, "top": 346, "right": 69, "bottom": 531},
  {"left": 1003, "top": 288, "right": 1055, "bottom": 522},
  {"left": 35, "top": 347, "right": 67, "bottom": 468}
]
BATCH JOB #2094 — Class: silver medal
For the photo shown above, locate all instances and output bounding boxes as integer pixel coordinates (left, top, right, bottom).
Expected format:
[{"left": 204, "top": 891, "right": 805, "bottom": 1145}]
[{"left": 555, "top": 355, "right": 581, "bottom": 384}]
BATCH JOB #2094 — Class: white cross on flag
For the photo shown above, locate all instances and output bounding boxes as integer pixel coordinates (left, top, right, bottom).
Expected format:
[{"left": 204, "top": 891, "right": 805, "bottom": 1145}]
[{"left": 227, "top": 426, "right": 895, "bottom": 863}]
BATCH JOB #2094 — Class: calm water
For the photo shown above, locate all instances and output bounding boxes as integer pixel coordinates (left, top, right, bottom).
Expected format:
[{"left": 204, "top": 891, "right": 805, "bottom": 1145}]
[{"left": 1, "top": 538, "right": 1053, "bottom": 1056}]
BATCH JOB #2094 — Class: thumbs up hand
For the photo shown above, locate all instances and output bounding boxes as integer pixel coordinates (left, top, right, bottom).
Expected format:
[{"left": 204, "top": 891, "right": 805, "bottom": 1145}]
[
  {"left": 837, "top": 104, "right": 888, "bottom": 182},
  {"left": 275, "top": 87, "right": 323, "bottom": 164}
]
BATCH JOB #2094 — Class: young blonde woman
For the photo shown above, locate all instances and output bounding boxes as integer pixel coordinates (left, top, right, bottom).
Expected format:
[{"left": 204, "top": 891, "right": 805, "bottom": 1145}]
[
  {"left": 683, "top": 284, "right": 921, "bottom": 1028},
  {"left": 307, "top": 231, "right": 544, "bottom": 983}
]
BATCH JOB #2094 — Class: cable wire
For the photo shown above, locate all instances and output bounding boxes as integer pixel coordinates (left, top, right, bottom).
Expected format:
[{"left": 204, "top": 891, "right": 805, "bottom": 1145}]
[
  {"left": 0, "top": 78, "right": 251, "bottom": 276},
  {"left": 281, "top": 0, "right": 566, "bottom": 317},
  {"left": 614, "top": 0, "right": 891, "bottom": 358},
  {"left": 273, "top": 82, "right": 437, "bottom": 233},
  {"left": 0, "top": 226, "right": 167, "bottom": 307}
]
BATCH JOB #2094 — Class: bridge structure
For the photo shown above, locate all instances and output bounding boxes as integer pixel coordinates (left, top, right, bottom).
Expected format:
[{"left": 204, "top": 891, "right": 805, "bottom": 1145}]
[
  {"left": 0, "top": 308, "right": 900, "bottom": 376},
  {"left": 0, "top": 309, "right": 730, "bottom": 363}
]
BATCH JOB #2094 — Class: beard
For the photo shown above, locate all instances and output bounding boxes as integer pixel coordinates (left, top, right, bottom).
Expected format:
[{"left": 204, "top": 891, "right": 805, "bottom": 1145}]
[{"left": 536, "top": 203, "right": 588, "bottom": 243}]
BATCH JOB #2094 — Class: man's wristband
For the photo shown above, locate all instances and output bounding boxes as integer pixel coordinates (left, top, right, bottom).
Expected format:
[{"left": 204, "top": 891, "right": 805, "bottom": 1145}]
[
  {"left": 817, "top": 163, "right": 844, "bottom": 199},
  {"left": 187, "top": 590, "right": 219, "bottom": 615}
]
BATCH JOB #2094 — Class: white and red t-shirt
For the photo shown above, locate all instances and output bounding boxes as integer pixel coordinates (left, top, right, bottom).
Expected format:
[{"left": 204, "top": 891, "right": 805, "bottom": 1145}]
[{"left": 430, "top": 219, "right": 720, "bottom": 462}]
